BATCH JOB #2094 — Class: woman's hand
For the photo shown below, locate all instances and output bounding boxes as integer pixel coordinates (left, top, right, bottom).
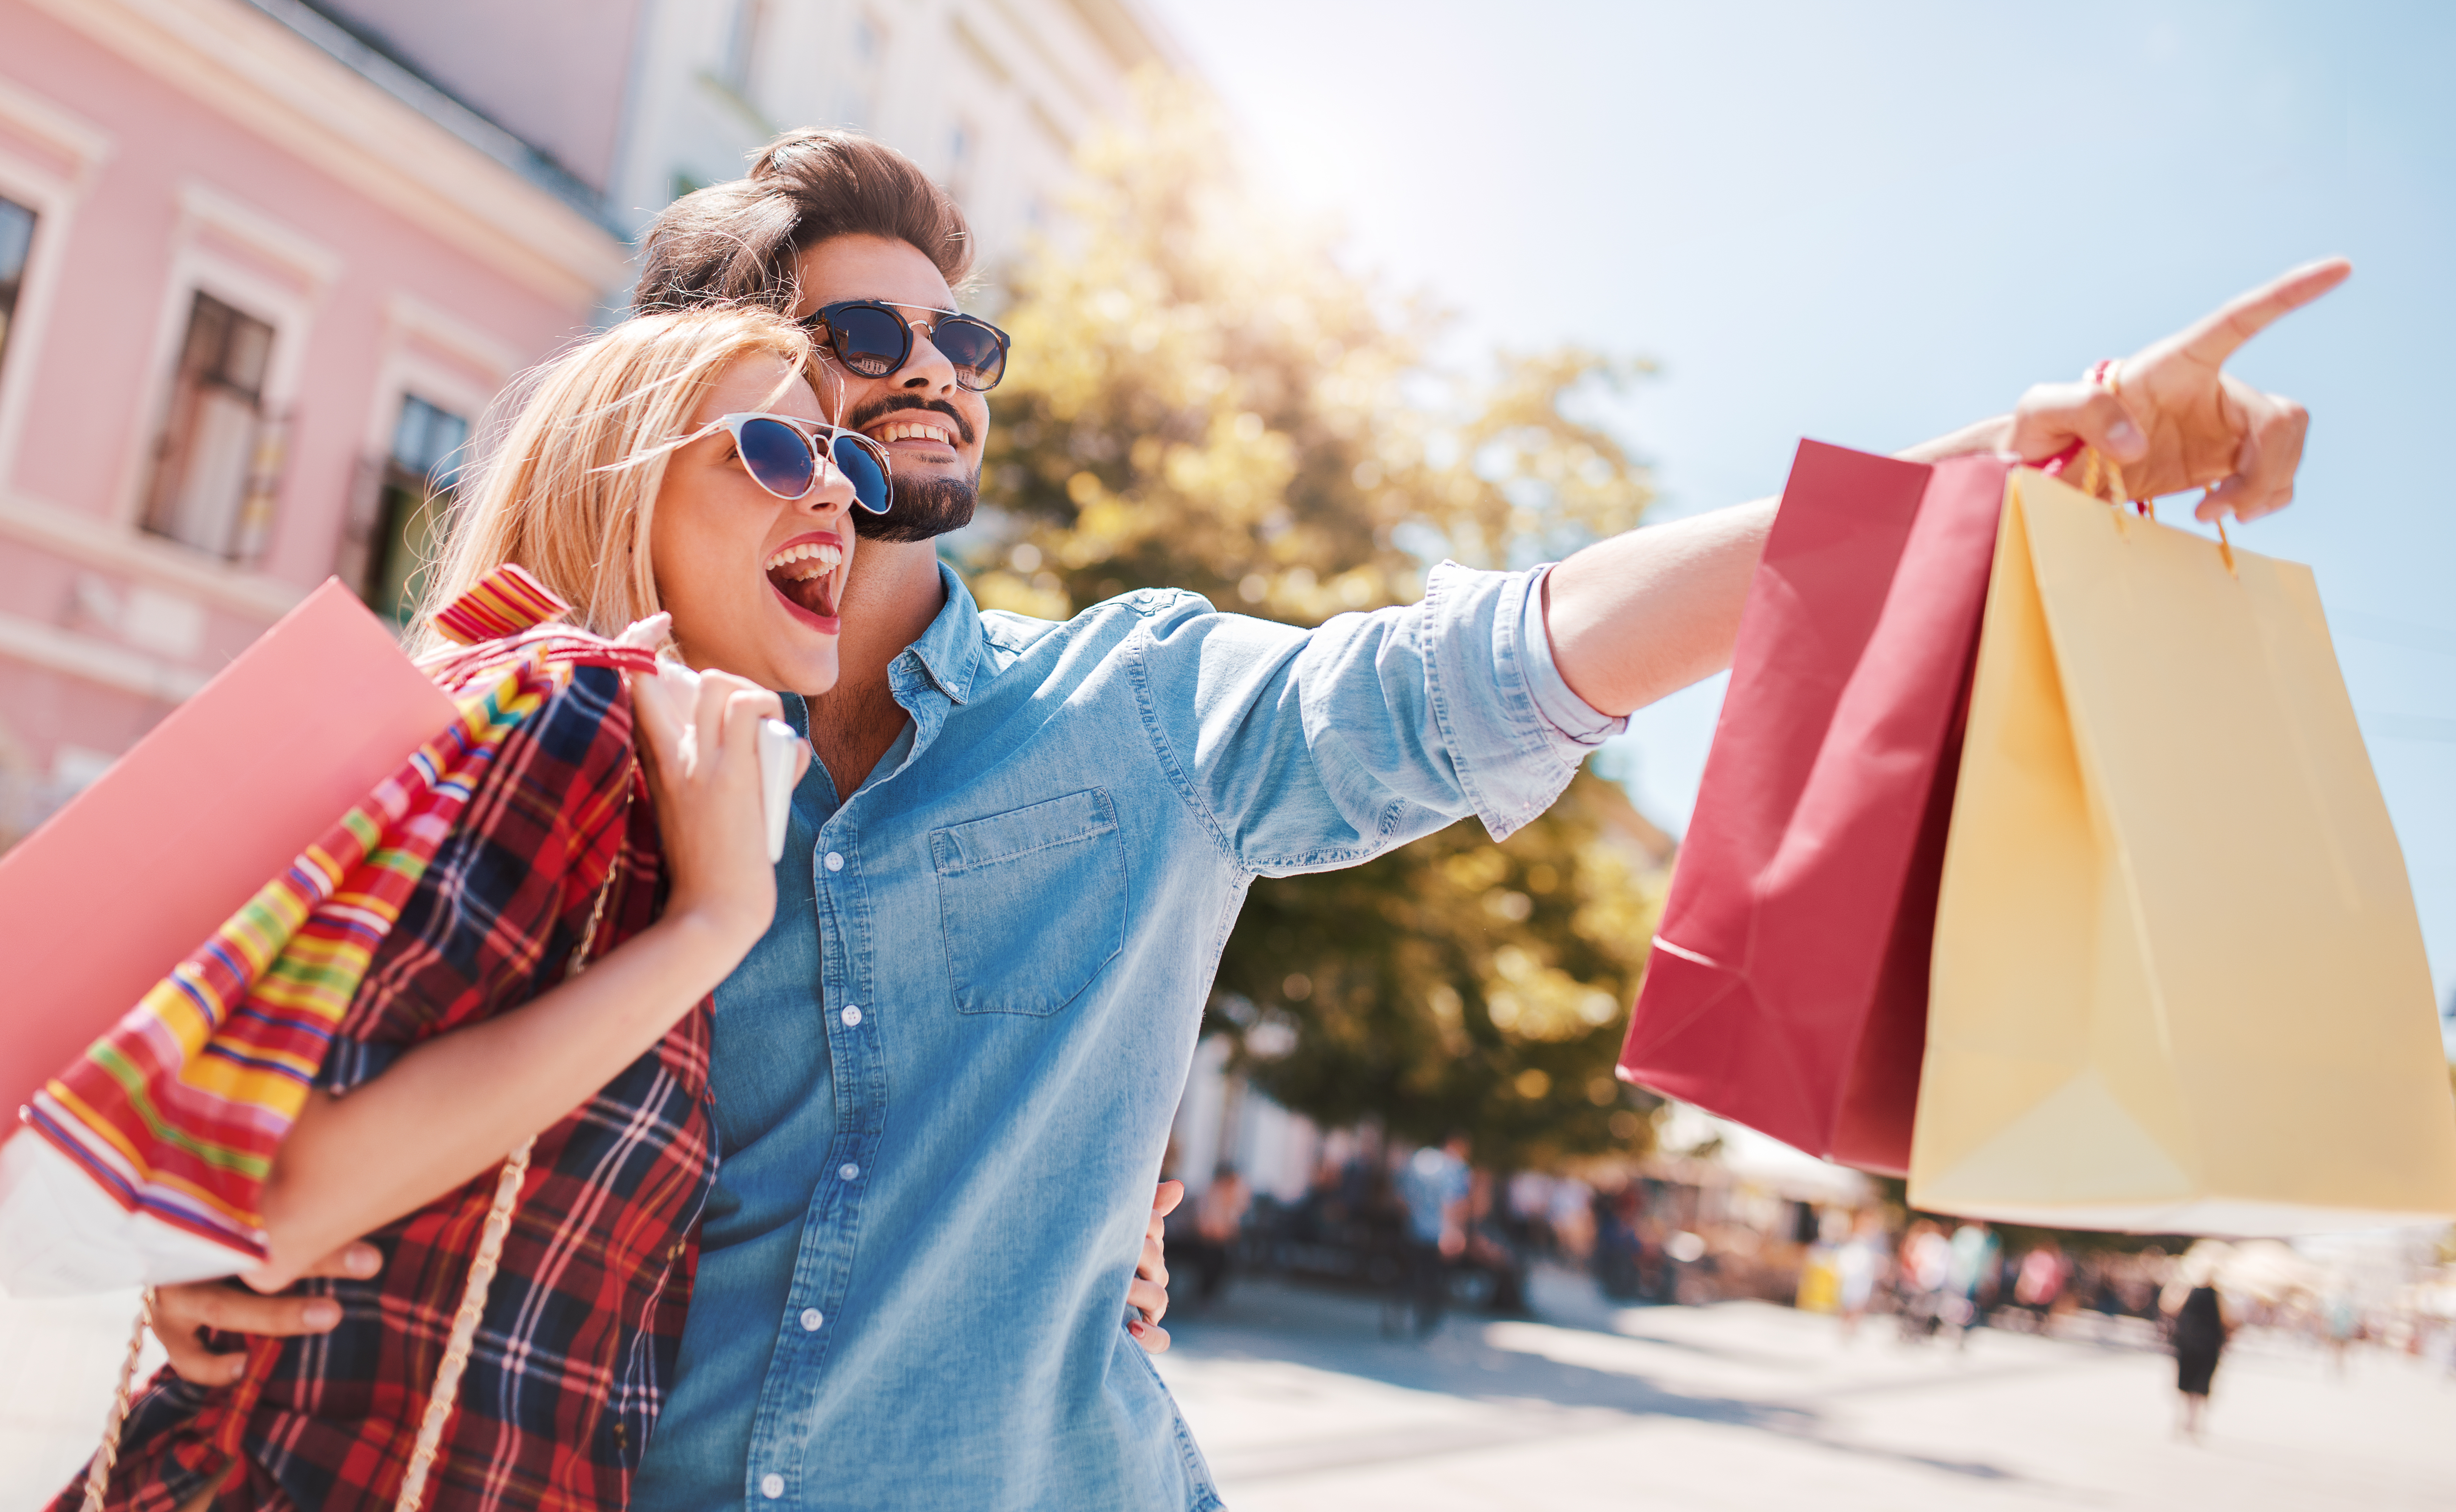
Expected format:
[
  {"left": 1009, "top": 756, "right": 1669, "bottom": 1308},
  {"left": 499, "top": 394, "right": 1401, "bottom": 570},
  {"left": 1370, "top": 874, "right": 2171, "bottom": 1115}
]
[
  {"left": 1127, "top": 1179, "right": 1181, "bottom": 1354},
  {"left": 155, "top": 1241, "right": 382, "bottom": 1384},
  {"left": 2003, "top": 258, "right": 2351, "bottom": 521},
  {"left": 633, "top": 665, "right": 805, "bottom": 954},
  {"left": 246, "top": 669, "right": 805, "bottom": 1289}
]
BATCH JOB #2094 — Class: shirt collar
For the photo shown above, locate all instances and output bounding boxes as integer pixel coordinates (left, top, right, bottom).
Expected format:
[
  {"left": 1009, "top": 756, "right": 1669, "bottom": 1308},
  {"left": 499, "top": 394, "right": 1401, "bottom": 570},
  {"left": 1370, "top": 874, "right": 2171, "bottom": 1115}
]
[{"left": 892, "top": 559, "right": 982, "bottom": 708}]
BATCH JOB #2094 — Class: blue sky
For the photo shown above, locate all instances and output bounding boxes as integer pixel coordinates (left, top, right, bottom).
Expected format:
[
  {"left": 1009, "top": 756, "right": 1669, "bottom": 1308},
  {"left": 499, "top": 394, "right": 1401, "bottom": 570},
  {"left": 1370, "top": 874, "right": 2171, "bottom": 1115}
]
[{"left": 1148, "top": 0, "right": 2456, "bottom": 1019}]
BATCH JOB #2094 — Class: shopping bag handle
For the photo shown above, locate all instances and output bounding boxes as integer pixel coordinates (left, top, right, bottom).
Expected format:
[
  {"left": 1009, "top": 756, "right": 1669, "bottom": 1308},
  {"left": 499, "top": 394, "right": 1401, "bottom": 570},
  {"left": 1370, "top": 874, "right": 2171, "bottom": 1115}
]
[{"left": 2038, "top": 365, "right": 2239, "bottom": 576}]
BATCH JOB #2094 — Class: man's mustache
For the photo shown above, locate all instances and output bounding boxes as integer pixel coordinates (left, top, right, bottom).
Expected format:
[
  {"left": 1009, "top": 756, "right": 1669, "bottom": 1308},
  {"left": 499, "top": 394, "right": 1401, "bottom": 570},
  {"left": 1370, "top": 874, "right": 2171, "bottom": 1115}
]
[{"left": 842, "top": 394, "right": 977, "bottom": 448}]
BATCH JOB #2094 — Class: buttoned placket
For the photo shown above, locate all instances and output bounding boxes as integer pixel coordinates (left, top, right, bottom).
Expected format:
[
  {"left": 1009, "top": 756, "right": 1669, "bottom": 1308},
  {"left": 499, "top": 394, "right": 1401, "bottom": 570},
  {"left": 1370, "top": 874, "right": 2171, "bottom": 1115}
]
[{"left": 739, "top": 650, "right": 955, "bottom": 1507}]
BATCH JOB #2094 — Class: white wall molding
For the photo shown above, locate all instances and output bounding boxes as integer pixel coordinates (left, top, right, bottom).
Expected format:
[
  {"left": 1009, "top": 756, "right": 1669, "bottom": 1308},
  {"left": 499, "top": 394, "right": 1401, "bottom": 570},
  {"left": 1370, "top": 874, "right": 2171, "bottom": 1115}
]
[
  {"left": 0, "top": 487, "right": 307, "bottom": 622},
  {"left": 0, "top": 610, "right": 212, "bottom": 704},
  {"left": 24, "top": 0, "right": 632, "bottom": 307},
  {"left": 0, "top": 72, "right": 116, "bottom": 178},
  {"left": 176, "top": 178, "right": 344, "bottom": 291},
  {"left": 384, "top": 289, "right": 523, "bottom": 384}
]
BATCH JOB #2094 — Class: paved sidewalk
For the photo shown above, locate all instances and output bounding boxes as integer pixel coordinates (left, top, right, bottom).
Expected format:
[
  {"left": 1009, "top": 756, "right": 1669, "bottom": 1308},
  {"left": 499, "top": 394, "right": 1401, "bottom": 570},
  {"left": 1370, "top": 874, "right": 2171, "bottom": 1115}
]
[
  {"left": 1, "top": 1288, "right": 162, "bottom": 1510},
  {"left": 1152, "top": 1268, "right": 2456, "bottom": 1510},
  {"left": 8, "top": 1273, "right": 2450, "bottom": 1510}
]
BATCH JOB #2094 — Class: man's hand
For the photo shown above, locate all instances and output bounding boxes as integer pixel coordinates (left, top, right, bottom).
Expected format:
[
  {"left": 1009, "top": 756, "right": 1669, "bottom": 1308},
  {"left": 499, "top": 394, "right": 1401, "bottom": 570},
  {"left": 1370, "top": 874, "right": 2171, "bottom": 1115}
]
[
  {"left": 1127, "top": 1179, "right": 1181, "bottom": 1354},
  {"left": 153, "top": 1241, "right": 381, "bottom": 1385},
  {"left": 2004, "top": 258, "right": 2351, "bottom": 521}
]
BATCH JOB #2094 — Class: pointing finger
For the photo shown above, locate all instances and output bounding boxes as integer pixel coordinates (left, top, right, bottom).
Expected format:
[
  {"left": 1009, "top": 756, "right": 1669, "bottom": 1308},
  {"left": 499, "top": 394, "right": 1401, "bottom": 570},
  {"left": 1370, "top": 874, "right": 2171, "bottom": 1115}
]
[{"left": 2177, "top": 257, "right": 2352, "bottom": 368}]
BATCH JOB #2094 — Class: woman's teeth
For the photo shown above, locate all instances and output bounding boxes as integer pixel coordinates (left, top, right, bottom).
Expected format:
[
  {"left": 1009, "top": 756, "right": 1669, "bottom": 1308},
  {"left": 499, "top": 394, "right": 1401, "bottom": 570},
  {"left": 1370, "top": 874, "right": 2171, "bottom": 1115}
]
[{"left": 765, "top": 541, "right": 842, "bottom": 581}]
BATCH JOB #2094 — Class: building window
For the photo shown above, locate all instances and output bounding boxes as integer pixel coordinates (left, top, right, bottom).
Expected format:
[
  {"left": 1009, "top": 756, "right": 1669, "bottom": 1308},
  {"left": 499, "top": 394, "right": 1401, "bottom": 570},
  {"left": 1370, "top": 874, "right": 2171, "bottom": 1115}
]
[
  {"left": 947, "top": 119, "right": 975, "bottom": 208},
  {"left": 0, "top": 195, "right": 34, "bottom": 379},
  {"left": 142, "top": 291, "right": 286, "bottom": 562},
  {"left": 835, "top": 12, "right": 884, "bottom": 128},
  {"left": 726, "top": 0, "right": 771, "bottom": 91},
  {"left": 347, "top": 394, "right": 469, "bottom": 624}
]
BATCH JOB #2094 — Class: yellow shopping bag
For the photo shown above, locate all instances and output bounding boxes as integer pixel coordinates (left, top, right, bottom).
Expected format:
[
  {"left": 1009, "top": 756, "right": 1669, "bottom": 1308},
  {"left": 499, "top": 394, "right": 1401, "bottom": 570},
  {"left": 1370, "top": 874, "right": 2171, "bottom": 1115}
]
[{"left": 1910, "top": 465, "right": 2456, "bottom": 1233}]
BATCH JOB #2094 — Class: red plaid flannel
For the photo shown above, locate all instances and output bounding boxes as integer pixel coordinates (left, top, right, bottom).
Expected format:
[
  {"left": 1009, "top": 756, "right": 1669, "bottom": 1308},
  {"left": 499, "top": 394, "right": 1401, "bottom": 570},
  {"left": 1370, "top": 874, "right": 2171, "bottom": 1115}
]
[{"left": 62, "top": 663, "right": 715, "bottom": 1512}]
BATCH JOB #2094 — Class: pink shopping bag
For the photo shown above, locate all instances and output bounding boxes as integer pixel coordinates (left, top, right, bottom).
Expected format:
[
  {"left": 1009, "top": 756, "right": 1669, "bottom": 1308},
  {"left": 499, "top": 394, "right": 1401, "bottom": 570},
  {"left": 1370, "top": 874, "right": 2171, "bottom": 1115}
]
[{"left": 0, "top": 580, "right": 455, "bottom": 1117}]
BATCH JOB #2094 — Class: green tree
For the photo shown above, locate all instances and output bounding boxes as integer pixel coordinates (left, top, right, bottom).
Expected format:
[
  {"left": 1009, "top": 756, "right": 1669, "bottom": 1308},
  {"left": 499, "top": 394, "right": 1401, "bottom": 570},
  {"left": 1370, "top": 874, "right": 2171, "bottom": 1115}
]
[{"left": 963, "top": 73, "right": 1665, "bottom": 1168}]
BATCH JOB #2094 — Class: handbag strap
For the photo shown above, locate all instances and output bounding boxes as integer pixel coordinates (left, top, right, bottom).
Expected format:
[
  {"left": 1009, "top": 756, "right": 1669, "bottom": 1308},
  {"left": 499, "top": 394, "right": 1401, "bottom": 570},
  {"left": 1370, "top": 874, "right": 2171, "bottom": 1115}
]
[
  {"left": 394, "top": 845, "right": 625, "bottom": 1512},
  {"left": 78, "top": 1290, "right": 155, "bottom": 1512}
]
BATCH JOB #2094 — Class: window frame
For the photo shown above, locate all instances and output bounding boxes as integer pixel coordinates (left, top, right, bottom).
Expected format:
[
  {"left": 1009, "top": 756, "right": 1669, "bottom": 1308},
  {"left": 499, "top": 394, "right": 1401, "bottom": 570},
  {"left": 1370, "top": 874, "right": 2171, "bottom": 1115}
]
[
  {"left": 342, "top": 295, "right": 506, "bottom": 624},
  {"left": 0, "top": 82, "right": 106, "bottom": 494},
  {"left": 114, "top": 183, "right": 332, "bottom": 558}
]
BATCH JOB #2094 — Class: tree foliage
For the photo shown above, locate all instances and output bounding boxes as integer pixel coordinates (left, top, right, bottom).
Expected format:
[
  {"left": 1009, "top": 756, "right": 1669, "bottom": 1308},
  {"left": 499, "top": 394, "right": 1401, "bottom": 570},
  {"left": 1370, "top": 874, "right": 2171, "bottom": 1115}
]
[{"left": 961, "top": 74, "right": 1668, "bottom": 1167}]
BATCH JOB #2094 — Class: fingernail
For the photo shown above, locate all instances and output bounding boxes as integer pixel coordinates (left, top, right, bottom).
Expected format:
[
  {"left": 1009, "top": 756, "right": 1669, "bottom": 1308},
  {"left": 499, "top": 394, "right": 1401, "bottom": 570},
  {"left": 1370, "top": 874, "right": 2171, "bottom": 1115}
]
[
  {"left": 304, "top": 1300, "right": 341, "bottom": 1328},
  {"left": 348, "top": 1245, "right": 381, "bottom": 1276},
  {"left": 1128, "top": 1320, "right": 1146, "bottom": 1337},
  {"left": 2107, "top": 418, "right": 2144, "bottom": 454},
  {"left": 230, "top": 1358, "right": 249, "bottom": 1383}
]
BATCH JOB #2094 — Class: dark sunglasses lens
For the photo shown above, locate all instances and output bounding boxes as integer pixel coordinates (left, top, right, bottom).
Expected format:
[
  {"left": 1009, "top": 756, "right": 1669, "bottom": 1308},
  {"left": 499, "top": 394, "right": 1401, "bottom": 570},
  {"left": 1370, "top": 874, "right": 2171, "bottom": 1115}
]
[
  {"left": 831, "top": 435, "right": 893, "bottom": 514},
  {"left": 736, "top": 418, "right": 815, "bottom": 498},
  {"left": 935, "top": 319, "right": 1006, "bottom": 390},
  {"left": 827, "top": 305, "right": 907, "bottom": 378}
]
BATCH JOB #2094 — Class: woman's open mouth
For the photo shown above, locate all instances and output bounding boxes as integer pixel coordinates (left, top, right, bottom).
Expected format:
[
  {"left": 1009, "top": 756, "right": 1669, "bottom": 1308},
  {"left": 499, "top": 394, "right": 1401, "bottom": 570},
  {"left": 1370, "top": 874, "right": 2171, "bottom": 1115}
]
[{"left": 764, "top": 536, "right": 846, "bottom": 632}]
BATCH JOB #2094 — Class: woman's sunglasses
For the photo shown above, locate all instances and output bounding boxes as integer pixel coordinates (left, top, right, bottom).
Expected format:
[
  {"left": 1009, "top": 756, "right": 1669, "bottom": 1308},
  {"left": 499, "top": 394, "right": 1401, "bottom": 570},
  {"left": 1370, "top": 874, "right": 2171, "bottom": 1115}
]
[
  {"left": 802, "top": 301, "right": 1011, "bottom": 393},
  {"left": 689, "top": 412, "right": 894, "bottom": 514}
]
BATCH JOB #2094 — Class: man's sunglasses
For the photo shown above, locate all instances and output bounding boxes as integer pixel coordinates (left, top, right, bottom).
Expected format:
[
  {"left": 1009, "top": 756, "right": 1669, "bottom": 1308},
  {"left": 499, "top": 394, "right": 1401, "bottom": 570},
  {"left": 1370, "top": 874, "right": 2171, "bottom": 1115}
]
[
  {"left": 687, "top": 412, "right": 894, "bottom": 515},
  {"left": 802, "top": 301, "right": 1011, "bottom": 393}
]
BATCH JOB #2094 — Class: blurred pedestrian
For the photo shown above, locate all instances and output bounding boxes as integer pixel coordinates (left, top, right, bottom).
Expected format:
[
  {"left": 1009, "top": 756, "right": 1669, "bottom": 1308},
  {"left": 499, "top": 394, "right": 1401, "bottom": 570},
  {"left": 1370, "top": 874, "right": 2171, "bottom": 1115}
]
[
  {"left": 2168, "top": 1276, "right": 2232, "bottom": 1442},
  {"left": 2323, "top": 1287, "right": 2358, "bottom": 1377},
  {"left": 1896, "top": 1220, "right": 1951, "bottom": 1341},
  {"left": 1508, "top": 1170, "right": 1556, "bottom": 1257},
  {"left": 2012, "top": 1242, "right": 2068, "bottom": 1333},
  {"left": 1835, "top": 1210, "right": 1890, "bottom": 1342},
  {"left": 1947, "top": 1220, "right": 1998, "bottom": 1346},
  {"left": 1184, "top": 1162, "right": 1252, "bottom": 1303},
  {"left": 1399, "top": 1134, "right": 1472, "bottom": 1337},
  {"left": 1549, "top": 1175, "right": 1596, "bottom": 1265}
]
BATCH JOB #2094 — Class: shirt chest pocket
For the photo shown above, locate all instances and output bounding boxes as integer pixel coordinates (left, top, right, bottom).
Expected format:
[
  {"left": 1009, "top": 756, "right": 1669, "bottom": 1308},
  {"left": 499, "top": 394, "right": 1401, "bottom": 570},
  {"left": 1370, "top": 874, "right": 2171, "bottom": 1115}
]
[{"left": 930, "top": 788, "right": 1126, "bottom": 1017}]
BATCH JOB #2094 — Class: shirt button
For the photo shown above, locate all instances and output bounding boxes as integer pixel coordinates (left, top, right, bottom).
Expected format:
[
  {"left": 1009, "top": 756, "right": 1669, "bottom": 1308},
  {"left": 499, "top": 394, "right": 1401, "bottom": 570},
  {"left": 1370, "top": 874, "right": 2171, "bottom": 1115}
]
[
  {"left": 800, "top": 1307, "right": 824, "bottom": 1331},
  {"left": 760, "top": 1473, "right": 785, "bottom": 1500},
  {"left": 840, "top": 1162, "right": 860, "bottom": 1181},
  {"left": 840, "top": 1005, "right": 862, "bottom": 1026},
  {"left": 823, "top": 851, "right": 844, "bottom": 872}
]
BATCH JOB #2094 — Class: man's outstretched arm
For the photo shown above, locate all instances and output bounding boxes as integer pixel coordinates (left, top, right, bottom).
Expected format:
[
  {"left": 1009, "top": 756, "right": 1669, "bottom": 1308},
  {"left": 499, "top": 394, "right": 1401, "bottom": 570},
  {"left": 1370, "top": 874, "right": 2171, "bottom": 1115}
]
[{"left": 1544, "top": 258, "right": 2351, "bottom": 716}]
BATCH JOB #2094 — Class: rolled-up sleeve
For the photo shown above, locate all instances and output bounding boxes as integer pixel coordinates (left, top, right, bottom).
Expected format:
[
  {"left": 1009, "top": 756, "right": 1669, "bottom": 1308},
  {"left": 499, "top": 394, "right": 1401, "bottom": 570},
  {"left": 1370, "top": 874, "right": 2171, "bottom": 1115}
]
[{"left": 1127, "top": 562, "right": 1598, "bottom": 874}]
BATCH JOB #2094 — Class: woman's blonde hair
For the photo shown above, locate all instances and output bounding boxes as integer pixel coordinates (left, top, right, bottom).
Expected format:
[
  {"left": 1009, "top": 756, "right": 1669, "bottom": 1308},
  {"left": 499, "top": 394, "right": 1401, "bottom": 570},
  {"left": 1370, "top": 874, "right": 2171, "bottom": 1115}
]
[{"left": 407, "top": 306, "right": 814, "bottom": 656}]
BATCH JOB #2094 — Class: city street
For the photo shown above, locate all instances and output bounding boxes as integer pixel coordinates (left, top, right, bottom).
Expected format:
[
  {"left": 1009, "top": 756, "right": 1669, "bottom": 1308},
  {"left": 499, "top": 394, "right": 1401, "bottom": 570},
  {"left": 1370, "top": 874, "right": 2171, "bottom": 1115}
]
[
  {"left": 1155, "top": 1268, "right": 2456, "bottom": 1510},
  {"left": 6, "top": 1269, "right": 2454, "bottom": 1509}
]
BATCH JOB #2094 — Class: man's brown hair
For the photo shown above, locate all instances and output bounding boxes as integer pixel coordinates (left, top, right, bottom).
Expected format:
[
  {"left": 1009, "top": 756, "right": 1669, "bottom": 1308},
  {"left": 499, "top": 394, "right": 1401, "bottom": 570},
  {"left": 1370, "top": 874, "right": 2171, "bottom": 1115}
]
[{"left": 634, "top": 130, "right": 974, "bottom": 314}]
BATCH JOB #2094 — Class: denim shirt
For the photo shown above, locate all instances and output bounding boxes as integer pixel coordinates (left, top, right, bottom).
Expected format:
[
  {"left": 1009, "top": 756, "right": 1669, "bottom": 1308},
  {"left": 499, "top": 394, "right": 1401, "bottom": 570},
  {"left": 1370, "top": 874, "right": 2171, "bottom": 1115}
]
[{"left": 632, "top": 561, "right": 1616, "bottom": 1512}]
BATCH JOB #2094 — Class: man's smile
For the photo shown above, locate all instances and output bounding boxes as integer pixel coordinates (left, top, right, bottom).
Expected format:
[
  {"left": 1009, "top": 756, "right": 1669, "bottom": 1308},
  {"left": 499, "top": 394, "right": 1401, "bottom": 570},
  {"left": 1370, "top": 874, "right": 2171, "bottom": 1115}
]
[
  {"left": 845, "top": 395, "right": 977, "bottom": 458},
  {"left": 868, "top": 417, "right": 956, "bottom": 448}
]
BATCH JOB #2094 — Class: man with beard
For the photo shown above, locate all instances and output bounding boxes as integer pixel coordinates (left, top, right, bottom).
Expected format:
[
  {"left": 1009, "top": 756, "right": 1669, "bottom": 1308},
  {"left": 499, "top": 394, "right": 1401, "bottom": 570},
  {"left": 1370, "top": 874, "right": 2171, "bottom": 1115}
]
[{"left": 158, "top": 131, "right": 2340, "bottom": 1511}]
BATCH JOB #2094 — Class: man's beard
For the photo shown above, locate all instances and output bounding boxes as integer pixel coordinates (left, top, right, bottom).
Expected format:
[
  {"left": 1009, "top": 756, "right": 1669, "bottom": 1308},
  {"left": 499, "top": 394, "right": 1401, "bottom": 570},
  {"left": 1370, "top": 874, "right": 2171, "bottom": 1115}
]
[{"left": 857, "top": 467, "right": 978, "bottom": 543}]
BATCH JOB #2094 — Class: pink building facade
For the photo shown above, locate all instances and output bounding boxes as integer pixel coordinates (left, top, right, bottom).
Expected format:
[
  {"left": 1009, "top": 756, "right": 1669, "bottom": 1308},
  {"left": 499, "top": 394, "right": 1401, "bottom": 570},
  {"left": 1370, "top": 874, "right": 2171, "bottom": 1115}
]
[{"left": 0, "top": 0, "right": 632, "bottom": 843}]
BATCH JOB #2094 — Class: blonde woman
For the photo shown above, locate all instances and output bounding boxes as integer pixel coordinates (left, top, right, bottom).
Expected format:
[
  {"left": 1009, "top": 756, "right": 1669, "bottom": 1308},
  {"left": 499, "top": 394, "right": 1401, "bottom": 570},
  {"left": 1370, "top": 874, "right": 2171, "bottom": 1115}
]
[{"left": 66, "top": 306, "right": 877, "bottom": 1511}]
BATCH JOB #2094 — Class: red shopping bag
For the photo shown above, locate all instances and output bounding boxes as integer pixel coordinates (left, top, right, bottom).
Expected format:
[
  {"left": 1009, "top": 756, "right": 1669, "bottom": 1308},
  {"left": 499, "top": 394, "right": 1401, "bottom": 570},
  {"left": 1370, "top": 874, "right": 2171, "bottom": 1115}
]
[{"left": 1615, "top": 441, "right": 2009, "bottom": 1173}]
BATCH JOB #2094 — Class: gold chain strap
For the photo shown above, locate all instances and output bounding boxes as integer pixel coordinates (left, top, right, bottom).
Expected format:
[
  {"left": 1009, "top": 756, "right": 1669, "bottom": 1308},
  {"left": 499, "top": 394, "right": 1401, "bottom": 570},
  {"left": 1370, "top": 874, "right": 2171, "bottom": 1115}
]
[
  {"left": 392, "top": 1140, "right": 532, "bottom": 1512},
  {"left": 79, "top": 1289, "right": 154, "bottom": 1512},
  {"left": 394, "top": 850, "right": 622, "bottom": 1512}
]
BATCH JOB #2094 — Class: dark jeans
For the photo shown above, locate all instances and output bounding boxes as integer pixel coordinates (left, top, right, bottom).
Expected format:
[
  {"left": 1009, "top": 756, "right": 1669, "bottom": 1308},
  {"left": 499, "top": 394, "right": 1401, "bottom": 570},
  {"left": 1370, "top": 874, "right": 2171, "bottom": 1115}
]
[
  {"left": 1406, "top": 1240, "right": 1449, "bottom": 1336},
  {"left": 1183, "top": 1238, "right": 1232, "bottom": 1302}
]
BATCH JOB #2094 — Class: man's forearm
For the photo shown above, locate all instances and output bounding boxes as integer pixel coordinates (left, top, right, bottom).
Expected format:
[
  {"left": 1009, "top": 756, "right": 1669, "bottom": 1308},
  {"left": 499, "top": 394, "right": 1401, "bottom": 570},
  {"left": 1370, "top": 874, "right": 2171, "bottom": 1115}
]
[
  {"left": 1543, "top": 498, "right": 1776, "bottom": 717},
  {"left": 1894, "top": 413, "right": 2013, "bottom": 465},
  {"left": 1542, "top": 415, "right": 2013, "bottom": 717}
]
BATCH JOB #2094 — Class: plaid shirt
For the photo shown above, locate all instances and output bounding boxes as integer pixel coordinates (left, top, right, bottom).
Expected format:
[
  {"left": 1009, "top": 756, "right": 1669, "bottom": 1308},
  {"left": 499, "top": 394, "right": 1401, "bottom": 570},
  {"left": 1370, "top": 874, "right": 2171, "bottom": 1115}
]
[{"left": 63, "top": 664, "right": 716, "bottom": 1512}]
